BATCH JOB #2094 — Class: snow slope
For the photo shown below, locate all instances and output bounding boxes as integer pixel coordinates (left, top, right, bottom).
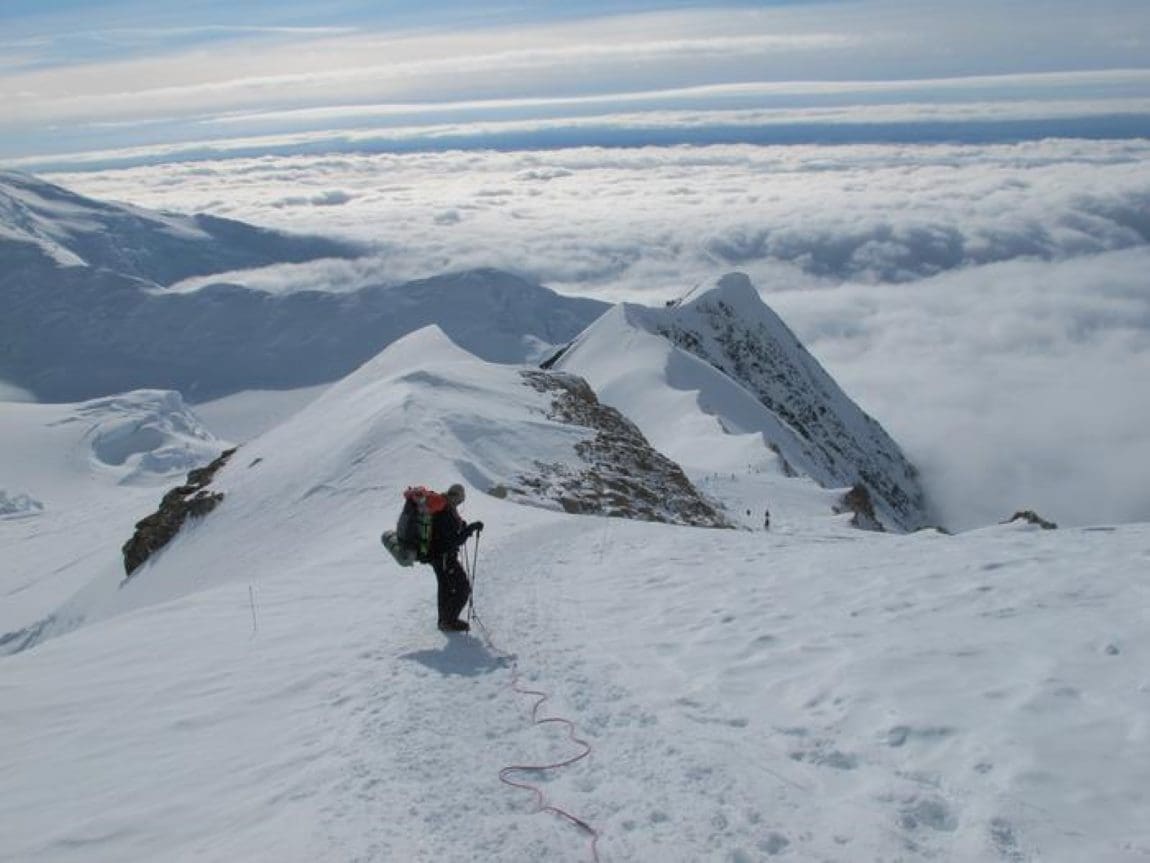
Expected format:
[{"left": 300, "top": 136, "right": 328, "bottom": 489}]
[
  {"left": 555, "top": 274, "right": 935, "bottom": 532},
  {"left": 0, "top": 173, "right": 608, "bottom": 402},
  {"left": 0, "top": 391, "right": 225, "bottom": 633},
  {"left": 0, "top": 170, "right": 360, "bottom": 284},
  {"left": 1, "top": 244, "right": 606, "bottom": 402},
  {"left": 3, "top": 330, "right": 1148, "bottom": 862},
  {"left": 1, "top": 326, "right": 726, "bottom": 647}
]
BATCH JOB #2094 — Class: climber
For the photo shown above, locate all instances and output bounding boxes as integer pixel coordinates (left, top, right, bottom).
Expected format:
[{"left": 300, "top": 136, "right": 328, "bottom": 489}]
[{"left": 429, "top": 483, "right": 483, "bottom": 632}]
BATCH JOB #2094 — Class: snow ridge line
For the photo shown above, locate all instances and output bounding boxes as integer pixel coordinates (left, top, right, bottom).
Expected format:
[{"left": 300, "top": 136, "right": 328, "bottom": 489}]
[{"left": 468, "top": 602, "right": 601, "bottom": 862}]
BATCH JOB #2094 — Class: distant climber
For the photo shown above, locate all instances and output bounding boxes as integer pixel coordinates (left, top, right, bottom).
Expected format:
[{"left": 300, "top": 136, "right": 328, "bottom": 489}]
[
  {"left": 763, "top": 507, "right": 771, "bottom": 530},
  {"left": 429, "top": 483, "right": 483, "bottom": 633}
]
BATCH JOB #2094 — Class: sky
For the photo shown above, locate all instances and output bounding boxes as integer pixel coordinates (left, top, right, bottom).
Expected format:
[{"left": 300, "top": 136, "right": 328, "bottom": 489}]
[
  {"left": 2, "top": 0, "right": 1150, "bottom": 169},
  {"left": 3, "top": 1, "right": 1150, "bottom": 529}
]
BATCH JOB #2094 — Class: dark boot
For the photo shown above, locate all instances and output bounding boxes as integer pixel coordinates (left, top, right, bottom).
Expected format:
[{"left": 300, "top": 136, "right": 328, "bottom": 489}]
[{"left": 438, "top": 619, "right": 470, "bottom": 632}]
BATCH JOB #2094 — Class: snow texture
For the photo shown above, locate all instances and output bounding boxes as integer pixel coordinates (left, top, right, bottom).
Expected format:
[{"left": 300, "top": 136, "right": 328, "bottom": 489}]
[
  {"left": 3, "top": 328, "right": 1148, "bottom": 862},
  {"left": 0, "top": 490, "right": 44, "bottom": 517}
]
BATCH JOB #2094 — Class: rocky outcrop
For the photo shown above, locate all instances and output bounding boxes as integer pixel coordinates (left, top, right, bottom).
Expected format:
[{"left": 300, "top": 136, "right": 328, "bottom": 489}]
[
  {"left": 834, "top": 483, "right": 885, "bottom": 532},
  {"left": 1003, "top": 510, "right": 1058, "bottom": 530},
  {"left": 516, "top": 371, "right": 732, "bottom": 528},
  {"left": 122, "top": 448, "right": 237, "bottom": 577}
]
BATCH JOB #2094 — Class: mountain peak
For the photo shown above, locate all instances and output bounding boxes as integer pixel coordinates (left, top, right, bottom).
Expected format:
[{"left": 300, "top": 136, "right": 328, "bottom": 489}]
[
  {"left": 347, "top": 324, "right": 481, "bottom": 383},
  {"left": 0, "top": 169, "right": 361, "bottom": 285},
  {"left": 557, "top": 273, "right": 936, "bottom": 531},
  {"left": 0, "top": 175, "right": 608, "bottom": 402},
  {"left": 684, "top": 272, "right": 762, "bottom": 310}
]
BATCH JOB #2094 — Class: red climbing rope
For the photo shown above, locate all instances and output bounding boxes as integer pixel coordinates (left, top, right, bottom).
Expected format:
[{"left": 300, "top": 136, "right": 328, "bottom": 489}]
[
  {"left": 466, "top": 539, "right": 601, "bottom": 862},
  {"left": 496, "top": 659, "right": 601, "bottom": 862}
]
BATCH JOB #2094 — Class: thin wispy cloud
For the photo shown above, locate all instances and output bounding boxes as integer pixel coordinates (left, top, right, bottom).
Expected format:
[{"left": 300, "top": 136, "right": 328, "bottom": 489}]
[{"left": 3, "top": 1, "right": 1149, "bottom": 167}]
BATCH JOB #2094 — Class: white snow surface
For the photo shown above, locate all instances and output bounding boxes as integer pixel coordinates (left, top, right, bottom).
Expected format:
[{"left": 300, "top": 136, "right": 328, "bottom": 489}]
[
  {"left": 0, "top": 169, "right": 209, "bottom": 269},
  {"left": 0, "top": 390, "right": 226, "bottom": 631},
  {"left": 3, "top": 329, "right": 1149, "bottom": 862}
]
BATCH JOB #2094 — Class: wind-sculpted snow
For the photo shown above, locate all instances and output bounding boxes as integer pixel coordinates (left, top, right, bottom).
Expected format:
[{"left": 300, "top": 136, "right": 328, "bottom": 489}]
[
  {"left": 75, "top": 390, "right": 223, "bottom": 482},
  {"left": 0, "top": 490, "right": 43, "bottom": 518},
  {"left": 557, "top": 273, "right": 934, "bottom": 531},
  {"left": 662, "top": 275, "right": 932, "bottom": 531}
]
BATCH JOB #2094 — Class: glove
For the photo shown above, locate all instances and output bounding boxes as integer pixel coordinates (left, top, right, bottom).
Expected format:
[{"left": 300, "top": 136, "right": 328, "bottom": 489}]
[{"left": 469, "top": 521, "right": 484, "bottom": 535}]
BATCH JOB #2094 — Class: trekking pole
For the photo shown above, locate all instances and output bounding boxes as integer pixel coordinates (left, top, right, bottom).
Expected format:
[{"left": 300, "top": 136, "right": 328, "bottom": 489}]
[{"left": 467, "top": 531, "right": 481, "bottom": 625}]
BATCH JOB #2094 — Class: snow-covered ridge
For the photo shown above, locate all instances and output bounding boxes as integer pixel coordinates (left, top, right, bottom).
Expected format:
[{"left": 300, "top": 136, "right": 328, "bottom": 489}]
[
  {"left": 0, "top": 174, "right": 608, "bottom": 402},
  {"left": 0, "top": 170, "right": 360, "bottom": 284},
  {"left": 556, "top": 273, "right": 935, "bottom": 531},
  {"left": 2, "top": 327, "right": 723, "bottom": 649}
]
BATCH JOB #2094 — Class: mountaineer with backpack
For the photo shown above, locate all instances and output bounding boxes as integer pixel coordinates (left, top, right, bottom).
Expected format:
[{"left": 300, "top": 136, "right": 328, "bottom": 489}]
[
  {"left": 381, "top": 482, "right": 483, "bottom": 632},
  {"left": 429, "top": 483, "right": 483, "bottom": 632}
]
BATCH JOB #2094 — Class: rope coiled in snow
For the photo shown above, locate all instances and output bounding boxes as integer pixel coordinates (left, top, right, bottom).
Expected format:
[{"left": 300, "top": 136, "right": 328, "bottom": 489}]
[{"left": 466, "top": 537, "right": 602, "bottom": 862}]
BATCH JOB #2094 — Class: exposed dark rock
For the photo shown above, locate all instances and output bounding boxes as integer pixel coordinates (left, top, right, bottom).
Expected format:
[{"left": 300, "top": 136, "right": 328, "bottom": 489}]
[
  {"left": 122, "top": 447, "right": 237, "bottom": 577},
  {"left": 1003, "top": 510, "right": 1058, "bottom": 530},
  {"left": 518, "top": 370, "right": 733, "bottom": 529},
  {"left": 834, "top": 483, "right": 885, "bottom": 532}
]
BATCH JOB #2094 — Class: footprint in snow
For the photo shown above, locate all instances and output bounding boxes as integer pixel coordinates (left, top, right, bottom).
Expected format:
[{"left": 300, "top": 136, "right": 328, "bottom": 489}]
[
  {"left": 899, "top": 795, "right": 958, "bottom": 832},
  {"left": 886, "top": 725, "right": 958, "bottom": 748},
  {"left": 989, "top": 817, "right": 1025, "bottom": 862}
]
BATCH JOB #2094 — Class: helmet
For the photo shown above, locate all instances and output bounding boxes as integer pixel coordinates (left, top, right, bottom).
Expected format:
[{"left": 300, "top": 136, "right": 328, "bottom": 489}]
[{"left": 446, "top": 483, "right": 466, "bottom": 505}]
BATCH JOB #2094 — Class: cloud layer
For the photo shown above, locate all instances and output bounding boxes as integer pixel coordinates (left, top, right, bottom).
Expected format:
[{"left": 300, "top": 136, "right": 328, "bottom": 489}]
[{"left": 45, "top": 138, "right": 1150, "bottom": 529}]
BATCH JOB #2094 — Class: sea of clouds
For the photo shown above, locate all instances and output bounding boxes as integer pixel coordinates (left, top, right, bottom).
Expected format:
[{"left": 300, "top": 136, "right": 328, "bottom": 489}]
[{"left": 48, "top": 138, "right": 1150, "bottom": 530}]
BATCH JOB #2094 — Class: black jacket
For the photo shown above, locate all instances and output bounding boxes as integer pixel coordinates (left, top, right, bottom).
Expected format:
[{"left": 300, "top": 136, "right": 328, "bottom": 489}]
[{"left": 429, "top": 504, "right": 468, "bottom": 557}]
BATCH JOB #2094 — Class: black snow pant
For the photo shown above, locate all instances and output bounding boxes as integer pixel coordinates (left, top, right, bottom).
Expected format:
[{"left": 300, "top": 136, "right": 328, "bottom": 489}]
[{"left": 431, "top": 552, "right": 471, "bottom": 624}]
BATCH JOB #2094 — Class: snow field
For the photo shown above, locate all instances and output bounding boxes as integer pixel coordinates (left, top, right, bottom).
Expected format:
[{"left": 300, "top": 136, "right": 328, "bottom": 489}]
[
  {"left": 3, "top": 327, "right": 1149, "bottom": 861},
  {"left": 5, "top": 509, "right": 1148, "bottom": 861},
  {"left": 478, "top": 518, "right": 1150, "bottom": 861},
  {"left": 0, "top": 392, "right": 225, "bottom": 631}
]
